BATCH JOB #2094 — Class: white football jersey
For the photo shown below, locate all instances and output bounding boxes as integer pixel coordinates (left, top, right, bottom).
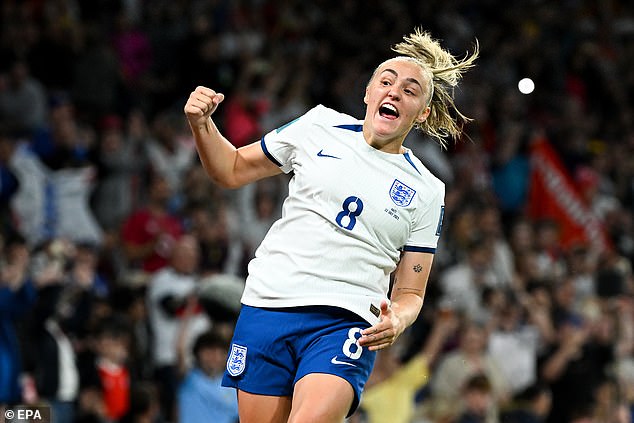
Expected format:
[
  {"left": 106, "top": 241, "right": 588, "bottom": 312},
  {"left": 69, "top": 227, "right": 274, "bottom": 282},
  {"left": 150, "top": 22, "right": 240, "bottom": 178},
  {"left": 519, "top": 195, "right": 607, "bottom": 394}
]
[{"left": 241, "top": 105, "right": 445, "bottom": 323}]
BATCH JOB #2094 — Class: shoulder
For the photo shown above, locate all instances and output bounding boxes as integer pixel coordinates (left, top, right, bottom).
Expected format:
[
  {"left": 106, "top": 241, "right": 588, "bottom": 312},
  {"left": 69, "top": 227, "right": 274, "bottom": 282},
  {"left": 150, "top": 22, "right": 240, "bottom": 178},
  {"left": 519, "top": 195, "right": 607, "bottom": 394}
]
[
  {"left": 300, "top": 104, "right": 361, "bottom": 127},
  {"left": 404, "top": 151, "right": 445, "bottom": 201},
  {"left": 406, "top": 151, "right": 443, "bottom": 183},
  {"left": 270, "top": 105, "right": 361, "bottom": 141}
]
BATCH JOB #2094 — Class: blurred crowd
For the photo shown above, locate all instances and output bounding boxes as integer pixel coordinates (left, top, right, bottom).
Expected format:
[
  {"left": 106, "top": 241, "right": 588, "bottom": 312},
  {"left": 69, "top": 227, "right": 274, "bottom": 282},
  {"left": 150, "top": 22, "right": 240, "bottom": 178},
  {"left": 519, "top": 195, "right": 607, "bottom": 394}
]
[{"left": 0, "top": 1, "right": 633, "bottom": 423}]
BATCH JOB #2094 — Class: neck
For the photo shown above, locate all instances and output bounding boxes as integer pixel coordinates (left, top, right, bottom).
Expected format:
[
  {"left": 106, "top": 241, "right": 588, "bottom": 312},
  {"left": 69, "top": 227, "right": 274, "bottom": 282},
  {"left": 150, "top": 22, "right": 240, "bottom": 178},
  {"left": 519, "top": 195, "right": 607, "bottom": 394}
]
[{"left": 362, "top": 126, "right": 406, "bottom": 154}]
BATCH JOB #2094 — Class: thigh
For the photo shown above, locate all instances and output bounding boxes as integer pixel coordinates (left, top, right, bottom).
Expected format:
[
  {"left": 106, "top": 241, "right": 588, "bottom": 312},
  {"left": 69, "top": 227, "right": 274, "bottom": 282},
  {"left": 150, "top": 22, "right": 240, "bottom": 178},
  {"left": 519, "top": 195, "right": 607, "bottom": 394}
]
[
  {"left": 221, "top": 306, "right": 296, "bottom": 396},
  {"left": 294, "top": 311, "right": 376, "bottom": 418},
  {"left": 237, "top": 390, "right": 292, "bottom": 423},
  {"left": 289, "top": 373, "right": 355, "bottom": 423}
]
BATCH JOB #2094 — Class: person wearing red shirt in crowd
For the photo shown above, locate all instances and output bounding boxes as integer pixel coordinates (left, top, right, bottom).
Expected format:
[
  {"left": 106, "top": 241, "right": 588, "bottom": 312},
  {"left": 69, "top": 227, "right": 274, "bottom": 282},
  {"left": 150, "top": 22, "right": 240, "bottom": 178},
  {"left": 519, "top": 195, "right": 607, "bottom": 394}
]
[
  {"left": 78, "top": 316, "right": 131, "bottom": 422},
  {"left": 120, "top": 172, "right": 183, "bottom": 273},
  {"left": 96, "top": 332, "right": 131, "bottom": 420}
]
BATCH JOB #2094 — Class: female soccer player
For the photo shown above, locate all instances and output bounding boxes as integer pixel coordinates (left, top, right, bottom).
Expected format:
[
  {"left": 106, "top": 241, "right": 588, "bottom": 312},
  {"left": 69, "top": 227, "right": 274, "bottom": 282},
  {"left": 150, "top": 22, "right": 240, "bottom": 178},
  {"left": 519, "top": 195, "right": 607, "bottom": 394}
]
[{"left": 183, "top": 28, "right": 478, "bottom": 423}]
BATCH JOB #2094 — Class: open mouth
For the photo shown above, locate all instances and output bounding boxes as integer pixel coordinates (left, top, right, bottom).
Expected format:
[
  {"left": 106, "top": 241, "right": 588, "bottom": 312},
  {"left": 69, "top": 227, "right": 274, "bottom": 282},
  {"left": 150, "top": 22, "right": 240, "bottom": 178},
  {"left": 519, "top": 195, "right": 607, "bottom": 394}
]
[{"left": 379, "top": 103, "right": 399, "bottom": 120}]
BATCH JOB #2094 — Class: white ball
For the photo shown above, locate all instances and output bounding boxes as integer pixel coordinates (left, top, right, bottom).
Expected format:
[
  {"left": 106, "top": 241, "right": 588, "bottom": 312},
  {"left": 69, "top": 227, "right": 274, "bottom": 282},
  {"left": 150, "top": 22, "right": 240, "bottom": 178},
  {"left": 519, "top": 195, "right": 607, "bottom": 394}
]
[{"left": 518, "top": 78, "right": 535, "bottom": 94}]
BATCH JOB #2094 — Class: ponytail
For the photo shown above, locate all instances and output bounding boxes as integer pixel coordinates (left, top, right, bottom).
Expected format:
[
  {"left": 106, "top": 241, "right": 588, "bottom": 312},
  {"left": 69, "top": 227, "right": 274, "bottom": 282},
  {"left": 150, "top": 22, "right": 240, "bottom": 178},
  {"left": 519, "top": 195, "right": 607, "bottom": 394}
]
[{"left": 392, "top": 28, "right": 479, "bottom": 147}]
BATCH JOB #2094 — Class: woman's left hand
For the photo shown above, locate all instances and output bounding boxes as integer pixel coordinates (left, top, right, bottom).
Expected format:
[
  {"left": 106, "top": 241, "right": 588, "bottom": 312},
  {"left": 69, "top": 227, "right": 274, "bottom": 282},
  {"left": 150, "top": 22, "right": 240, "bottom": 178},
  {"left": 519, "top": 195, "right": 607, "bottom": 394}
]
[{"left": 358, "top": 300, "right": 405, "bottom": 351}]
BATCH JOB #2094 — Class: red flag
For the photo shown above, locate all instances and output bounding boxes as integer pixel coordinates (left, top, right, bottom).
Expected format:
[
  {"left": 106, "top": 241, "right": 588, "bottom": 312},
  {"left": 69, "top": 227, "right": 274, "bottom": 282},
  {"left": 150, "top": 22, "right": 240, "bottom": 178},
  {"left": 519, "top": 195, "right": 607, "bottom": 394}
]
[{"left": 527, "top": 136, "right": 611, "bottom": 252}]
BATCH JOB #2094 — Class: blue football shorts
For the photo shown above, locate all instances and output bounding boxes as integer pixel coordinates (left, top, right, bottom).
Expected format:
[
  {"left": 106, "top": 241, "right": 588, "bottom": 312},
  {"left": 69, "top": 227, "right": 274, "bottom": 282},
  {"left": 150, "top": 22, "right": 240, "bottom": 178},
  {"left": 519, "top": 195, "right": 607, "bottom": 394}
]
[{"left": 221, "top": 304, "right": 376, "bottom": 416}]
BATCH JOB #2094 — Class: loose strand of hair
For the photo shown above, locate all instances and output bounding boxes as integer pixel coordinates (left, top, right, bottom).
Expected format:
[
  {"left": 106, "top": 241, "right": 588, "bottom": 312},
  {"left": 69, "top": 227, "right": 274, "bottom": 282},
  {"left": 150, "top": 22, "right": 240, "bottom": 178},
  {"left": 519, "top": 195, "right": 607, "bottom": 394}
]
[{"left": 393, "top": 28, "right": 479, "bottom": 147}]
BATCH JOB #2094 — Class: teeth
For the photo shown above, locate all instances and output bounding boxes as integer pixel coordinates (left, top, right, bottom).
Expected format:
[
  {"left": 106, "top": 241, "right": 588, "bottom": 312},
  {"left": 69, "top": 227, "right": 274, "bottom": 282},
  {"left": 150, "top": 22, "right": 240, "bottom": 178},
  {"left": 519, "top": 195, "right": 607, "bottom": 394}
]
[{"left": 382, "top": 103, "right": 397, "bottom": 113}]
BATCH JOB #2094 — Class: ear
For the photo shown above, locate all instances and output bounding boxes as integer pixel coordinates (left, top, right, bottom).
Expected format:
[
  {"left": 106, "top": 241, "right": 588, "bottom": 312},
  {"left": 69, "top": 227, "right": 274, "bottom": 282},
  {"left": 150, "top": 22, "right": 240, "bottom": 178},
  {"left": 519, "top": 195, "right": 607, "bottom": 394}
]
[
  {"left": 363, "top": 87, "right": 369, "bottom": 105},
  {"left": 416, "top": 106, "right": 431, "bottom": 124}
]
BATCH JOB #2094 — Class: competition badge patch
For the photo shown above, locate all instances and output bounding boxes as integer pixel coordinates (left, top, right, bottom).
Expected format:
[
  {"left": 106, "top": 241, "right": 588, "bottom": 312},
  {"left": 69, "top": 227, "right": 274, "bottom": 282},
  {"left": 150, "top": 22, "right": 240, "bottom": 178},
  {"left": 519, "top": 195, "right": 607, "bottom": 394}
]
[
  {"left": 227, "top": 344, "right": 247, "bottom": 376},
  {"left": 389, "top": 179, "right": 416, "bottom": 207}
]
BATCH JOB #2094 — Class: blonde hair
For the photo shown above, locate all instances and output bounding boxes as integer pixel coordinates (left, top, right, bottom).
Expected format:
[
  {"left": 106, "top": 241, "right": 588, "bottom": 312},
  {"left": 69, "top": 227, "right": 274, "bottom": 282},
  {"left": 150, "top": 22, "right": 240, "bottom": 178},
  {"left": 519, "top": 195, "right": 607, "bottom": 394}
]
[{"left": 388, "top": 28, "right": 479, "bottom": 147}]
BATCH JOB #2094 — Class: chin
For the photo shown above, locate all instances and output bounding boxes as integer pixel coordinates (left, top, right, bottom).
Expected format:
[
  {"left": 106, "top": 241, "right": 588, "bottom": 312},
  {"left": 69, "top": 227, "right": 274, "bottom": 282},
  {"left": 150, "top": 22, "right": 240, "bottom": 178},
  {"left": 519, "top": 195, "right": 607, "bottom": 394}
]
[
  {"left": 373, "top": 120, "right": 397, "bottom": 134},
  {"left": 376, "top": 124, "right": 407, "bottom": 140}
]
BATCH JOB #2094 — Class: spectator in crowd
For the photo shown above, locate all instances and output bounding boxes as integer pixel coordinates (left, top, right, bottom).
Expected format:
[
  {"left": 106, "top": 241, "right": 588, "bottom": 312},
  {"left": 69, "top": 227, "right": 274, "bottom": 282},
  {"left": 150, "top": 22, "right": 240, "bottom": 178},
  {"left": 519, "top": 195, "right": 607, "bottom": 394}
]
[
  {"left": 438, "top": 236, "right": 505, "bottom": 323},
  {"left": 429, "top": 322, "right": 510, "bottom": 422},
  {"left": 144, "top": 111, "right": 196, "bottom": 209},
  {"left": 7, "top": 121, "right": 102, "bottom": 247},
  {"left": 29, "top": 92, "right": 96, "bottom": 171},
  {"left": 92, "top": 113, "right": 145, "bottom": 233},
  {"left": 590, "top": 376, "right": 631, "bottom": 423},
  {"left": 487, "top": 297, "right": 541, "bottom": 396},
  {"left": 111, "top": 12, "right": 153, "bottom": 93},
  {"left": 538, "top": 310, "right": 617, "bottom": 423},
  {"left": 146, "top": 234, "right": 209, "bottom": 421},
  {"left": 455, "top": 373, "right": 497, "bottom": 423},
  {"left": 222, "top": 73, "right": 268, "bottom": 149},
  {"left": 24, "top": 239, "right": 81, "bottom": 423},
  {"left": 490, "top": 121, "right": 530, "bottom": 220},
  {"left": 77, "top": 316, "right": 132, "bottom": 423},
  {"left": 0, "top": 127, "right": 19, "bottom": 229},
  {"left": 53, "top": 241, "right": 111, "bottom": 345},
  {"left": 0, "top": 58, "right": 47, "bottom": 135},
  {"left": 186, "top": 202, "right": 244, "bottom": 276},
  {"left": 0, "top": 234, "right": 36, "bottom": 406},
  {"left": 235, "top": 177, "right": 287, "bottom": 264},
  {"left": 177, "top": 329, "right": 239, "bottom": 423},
  {"left": 475, "top": 204, "right": 514, "bottom": 286},
  {"left": 120, "top": 382, "right": 162, "bottom": 423},
  {"left": 500, "top": 383, "right": 552, "bottom": 423},
  {"left": 120, "top": 172, "right": 183, "bottom": 274},
  {"left": 110, "top": 284, "right": 152, "bottom": 382},
  {"left": 533, "top": 220, "right": 566, "bottom": 283},
  {"left": 356, "top": 309, "right": 458, "bottom": 423},
  {"left": 70, "top": 28, "right": 121, "bottom": 123}
]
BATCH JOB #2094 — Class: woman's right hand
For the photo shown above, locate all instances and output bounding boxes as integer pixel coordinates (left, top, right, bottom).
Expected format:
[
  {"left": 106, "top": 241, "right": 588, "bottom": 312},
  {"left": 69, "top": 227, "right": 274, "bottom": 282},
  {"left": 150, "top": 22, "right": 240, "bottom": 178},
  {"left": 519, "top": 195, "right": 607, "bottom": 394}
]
[{"left": 184, "top": 86, "right": 225, "bottom": 126}]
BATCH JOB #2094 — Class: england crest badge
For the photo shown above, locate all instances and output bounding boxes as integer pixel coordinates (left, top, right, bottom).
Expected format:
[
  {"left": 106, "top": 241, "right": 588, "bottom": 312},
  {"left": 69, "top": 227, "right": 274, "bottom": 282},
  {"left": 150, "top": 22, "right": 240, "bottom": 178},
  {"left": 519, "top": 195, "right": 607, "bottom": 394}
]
[
  {"left": 389, "top": 179, "right": 416, "bottom": 207},
  {"left": 226, "top": 344, "right": 247, "bottom": 376}
]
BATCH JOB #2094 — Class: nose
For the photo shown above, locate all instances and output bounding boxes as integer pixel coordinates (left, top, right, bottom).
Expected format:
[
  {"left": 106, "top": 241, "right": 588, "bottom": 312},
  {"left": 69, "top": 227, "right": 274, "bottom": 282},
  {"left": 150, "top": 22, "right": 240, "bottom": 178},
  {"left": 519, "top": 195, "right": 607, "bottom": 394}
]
[{"left": 388, "top": 87, "right": 400, "bottom": 101}]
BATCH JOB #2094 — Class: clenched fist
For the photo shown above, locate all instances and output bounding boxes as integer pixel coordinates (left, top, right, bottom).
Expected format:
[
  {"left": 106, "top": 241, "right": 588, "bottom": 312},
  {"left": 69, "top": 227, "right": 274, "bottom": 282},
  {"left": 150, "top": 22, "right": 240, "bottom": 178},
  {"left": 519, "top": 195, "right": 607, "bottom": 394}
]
[{"left": 184, "top": 86, "right": 225, "bottom": 126}]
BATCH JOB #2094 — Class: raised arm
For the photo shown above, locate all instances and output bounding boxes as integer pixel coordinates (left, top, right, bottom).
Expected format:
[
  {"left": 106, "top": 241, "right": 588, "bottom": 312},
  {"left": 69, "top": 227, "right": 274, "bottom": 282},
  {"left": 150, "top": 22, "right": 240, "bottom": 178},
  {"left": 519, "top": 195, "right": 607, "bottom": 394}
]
[{"left": 184, "top": 86, "right": 282, "bottom": 189}]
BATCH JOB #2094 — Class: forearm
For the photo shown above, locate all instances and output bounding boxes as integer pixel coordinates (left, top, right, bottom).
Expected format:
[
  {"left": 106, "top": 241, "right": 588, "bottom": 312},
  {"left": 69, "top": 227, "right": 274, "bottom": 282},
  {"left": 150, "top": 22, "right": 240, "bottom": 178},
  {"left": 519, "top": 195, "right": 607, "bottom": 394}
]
[
  {"left": 541, "top": 346, "right": 574, "bottom": 381},
  {"left": 185, "top": 86, "right": 281, "bottom": 188},
  {"left": 189, "top": 117, "right": 242, "bottom": 189},
  {"left": 390, "top": 292, "right": 424, "bottom": 333},
  {"left": 389, "top": 251, "right": 433, "bottom": 332}
]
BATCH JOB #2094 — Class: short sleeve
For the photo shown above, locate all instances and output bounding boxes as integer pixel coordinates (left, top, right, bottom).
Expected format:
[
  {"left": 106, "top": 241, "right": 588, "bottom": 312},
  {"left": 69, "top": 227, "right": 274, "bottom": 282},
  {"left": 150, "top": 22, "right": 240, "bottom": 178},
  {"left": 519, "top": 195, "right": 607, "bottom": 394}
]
[
  {"left": 260, "top": 106, "right": 323, "bottom": 174},
  {"left": 403, "top": 185, "right": 445, "bottom": 254}
]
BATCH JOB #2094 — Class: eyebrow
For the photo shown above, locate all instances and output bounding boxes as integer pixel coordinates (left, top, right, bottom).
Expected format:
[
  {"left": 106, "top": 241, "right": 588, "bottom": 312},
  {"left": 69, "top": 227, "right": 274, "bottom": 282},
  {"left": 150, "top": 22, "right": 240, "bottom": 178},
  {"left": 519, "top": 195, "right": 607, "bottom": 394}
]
[{"left": 381, "top": 68, "right": 423, "bottom": 90}]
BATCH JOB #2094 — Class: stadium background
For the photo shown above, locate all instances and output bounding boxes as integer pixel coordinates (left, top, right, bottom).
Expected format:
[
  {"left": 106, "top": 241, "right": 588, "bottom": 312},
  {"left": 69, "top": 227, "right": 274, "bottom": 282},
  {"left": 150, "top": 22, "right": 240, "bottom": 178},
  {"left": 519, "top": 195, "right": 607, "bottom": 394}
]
[{"left": 0, "top": 1, "right": 633, "bottom": 422}]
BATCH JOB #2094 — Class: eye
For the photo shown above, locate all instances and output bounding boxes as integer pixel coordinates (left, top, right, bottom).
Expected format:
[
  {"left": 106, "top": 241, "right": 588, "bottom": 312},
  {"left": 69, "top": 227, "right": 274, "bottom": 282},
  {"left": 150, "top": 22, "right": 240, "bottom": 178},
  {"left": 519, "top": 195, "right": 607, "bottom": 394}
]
[
  {"left": 404, "top": 85, "right": 419, "bottom": 95},
  {"left": 380, "top": 79, "right": 391, "bottom": 86}
]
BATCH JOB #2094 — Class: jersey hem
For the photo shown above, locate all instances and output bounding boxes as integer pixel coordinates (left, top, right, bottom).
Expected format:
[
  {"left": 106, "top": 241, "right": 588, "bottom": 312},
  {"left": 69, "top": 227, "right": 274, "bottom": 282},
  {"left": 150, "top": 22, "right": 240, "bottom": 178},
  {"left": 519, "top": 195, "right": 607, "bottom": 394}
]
[
  {"left": 240, "top": 296, "right": 382, "bottom": 325},
  {"left": 402, "top": 245, "right": 436, "bottom": 253}
]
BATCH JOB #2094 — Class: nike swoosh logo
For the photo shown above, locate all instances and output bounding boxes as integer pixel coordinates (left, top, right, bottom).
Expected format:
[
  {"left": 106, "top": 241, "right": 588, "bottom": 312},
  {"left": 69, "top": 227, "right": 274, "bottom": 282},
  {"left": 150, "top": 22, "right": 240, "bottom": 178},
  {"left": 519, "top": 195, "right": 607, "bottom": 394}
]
[
  {"left": 330, "top": 356, "right": 357, "bottom": 367},
  {"left": 317, "top": 149, "right": 341, "bottom": 159}
]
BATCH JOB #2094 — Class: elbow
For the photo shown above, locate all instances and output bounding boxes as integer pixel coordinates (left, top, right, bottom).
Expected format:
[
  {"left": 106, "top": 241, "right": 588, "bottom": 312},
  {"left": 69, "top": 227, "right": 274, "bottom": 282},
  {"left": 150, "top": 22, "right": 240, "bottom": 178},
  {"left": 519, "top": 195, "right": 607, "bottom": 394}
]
[
  {"left": 207, "top": 173, "right": 242, "bottom": 190},
  {"left": 199, "top": 155, "right": 247, "bottom": 189},
  {"left": 217, "top": 180, "right": 241, "bottom": 190}
]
